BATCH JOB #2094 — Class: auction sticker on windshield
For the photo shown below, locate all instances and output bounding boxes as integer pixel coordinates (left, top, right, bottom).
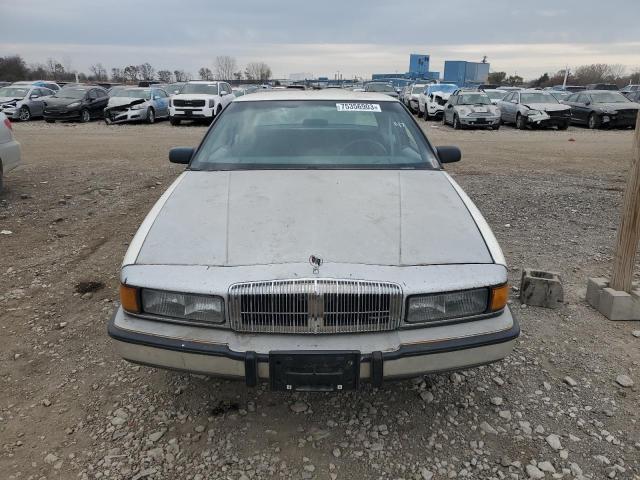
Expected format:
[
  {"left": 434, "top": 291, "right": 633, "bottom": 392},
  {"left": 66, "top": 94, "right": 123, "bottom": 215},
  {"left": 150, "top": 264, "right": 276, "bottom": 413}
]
[{"left": 336, "top": 103, "right": 381, "bottom": 112}]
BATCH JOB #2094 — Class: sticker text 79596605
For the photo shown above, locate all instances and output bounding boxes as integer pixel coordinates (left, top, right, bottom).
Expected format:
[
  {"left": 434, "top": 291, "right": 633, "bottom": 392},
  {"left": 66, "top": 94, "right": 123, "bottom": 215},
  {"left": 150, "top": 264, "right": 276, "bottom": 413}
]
[{"left": 336, "top": 103, "right": 382, "bottom": 112}]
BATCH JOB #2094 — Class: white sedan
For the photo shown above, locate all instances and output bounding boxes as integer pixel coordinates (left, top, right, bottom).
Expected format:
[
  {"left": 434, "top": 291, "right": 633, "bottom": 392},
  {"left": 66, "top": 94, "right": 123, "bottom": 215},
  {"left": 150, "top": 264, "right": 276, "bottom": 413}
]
[{"left": 0, "top": 112, "right": 21, "bottom": 193}]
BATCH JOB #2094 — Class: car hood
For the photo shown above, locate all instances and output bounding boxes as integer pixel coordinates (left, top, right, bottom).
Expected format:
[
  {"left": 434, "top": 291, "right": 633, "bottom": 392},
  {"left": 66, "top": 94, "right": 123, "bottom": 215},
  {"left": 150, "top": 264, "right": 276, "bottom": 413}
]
[
  {"left": 172, "top": 94, "right": 216, "bottom": 100},
  {"left": 0, "top": 97, "right": 24, "bottom": 104},
  {"left": 523, "top": 103, "right": 570, "bottom": 112},
  {"left": 432, "top": 92, "right": 452, "bottom": 99},
  {"left": 46, "top": 96, "right": 83, "bottom": 106},
  {"left": 134, "top": 170, "right": 493, "bottom": 267},
  {"left": 107, "top": 97, "right": 148, "bottom": 108},
  {"left": 593, "top": 102, "right": 640, "bottom": 111}
]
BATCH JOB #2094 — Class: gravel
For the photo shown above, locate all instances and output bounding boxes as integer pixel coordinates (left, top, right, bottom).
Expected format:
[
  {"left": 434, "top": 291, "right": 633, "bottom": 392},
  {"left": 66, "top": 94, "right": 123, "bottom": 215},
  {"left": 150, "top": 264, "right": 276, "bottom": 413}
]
[{"left": 1, "top": 122, "right": 639, "bottom": 479}]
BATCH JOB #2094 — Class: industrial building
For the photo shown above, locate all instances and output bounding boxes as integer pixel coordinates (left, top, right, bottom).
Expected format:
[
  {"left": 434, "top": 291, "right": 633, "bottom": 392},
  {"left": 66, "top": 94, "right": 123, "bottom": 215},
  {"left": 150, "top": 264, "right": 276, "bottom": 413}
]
[
  {"left": 371, "top": 54, "right": 440, "bottom": 82},
  {"left": 443, "top": 61, "right": 490, "bottom": 86}
]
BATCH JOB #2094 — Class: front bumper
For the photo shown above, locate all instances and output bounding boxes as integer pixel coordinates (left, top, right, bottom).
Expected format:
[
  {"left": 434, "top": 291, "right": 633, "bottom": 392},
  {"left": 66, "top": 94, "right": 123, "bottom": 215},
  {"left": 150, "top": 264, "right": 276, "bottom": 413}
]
[
  {"left": 106, "top": 108, "right": 146, "bottom": 124},
  {"left": 460, "top": 116, "right": 501, "bottom": 127},
  {"left": 43, "top": 109, "right": 81, "bottom": 120},
  {"left": 600, "top": 114, "right": 637, "bottom": 128},
  {"left": 170, "top": 106, "right": 214, "bottom": 119},
  {"left": 108, "top": 305, "right": 519, "bottom": 387},
  {"left": 0, "top": 106, "right": 18, "bottom": 119},
  {"left": 427, "top": 105, "right": 445, "bottom": 116},
  {"left": 527, "top": 112, "right": 571, "bottom": 127}
]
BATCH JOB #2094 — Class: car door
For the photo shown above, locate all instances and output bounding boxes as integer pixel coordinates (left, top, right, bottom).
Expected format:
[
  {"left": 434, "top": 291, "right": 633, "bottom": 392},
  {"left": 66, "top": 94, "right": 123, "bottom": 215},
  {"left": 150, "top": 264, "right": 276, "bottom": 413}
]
[
  {"left": 27, "top": 88, "right": 45, "bottom": 116},
  {"left": 444, "top": 95, "right": 456, "bottom": 123},
  {"left": 220, "top": 83, "right": 233, "bottom": 107},
  {"left": 86, "top": 89, "right": 99, "bottom": 117},
  {"left": 500, "top": 92, "right": 515, "bottom": 122},
  {"left": 96, "top": 89, "right": 109, "bottom": 117},
  {"left": 154, "top": 89, "right": 170, "bottom": 116},
  {"left": 572, "top": 94, "right": 590, "bottom": 123}
]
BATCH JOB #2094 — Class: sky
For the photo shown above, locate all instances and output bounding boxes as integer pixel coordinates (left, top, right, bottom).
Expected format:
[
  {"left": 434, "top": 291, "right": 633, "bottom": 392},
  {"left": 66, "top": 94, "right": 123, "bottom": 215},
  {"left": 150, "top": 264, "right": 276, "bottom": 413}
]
[{"left": 1, "top": 0, "right": 640, "bottom": 80}]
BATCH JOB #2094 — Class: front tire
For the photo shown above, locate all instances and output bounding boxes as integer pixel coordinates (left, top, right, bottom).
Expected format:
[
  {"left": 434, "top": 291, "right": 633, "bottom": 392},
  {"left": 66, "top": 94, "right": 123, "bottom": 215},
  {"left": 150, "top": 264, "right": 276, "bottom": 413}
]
[
  {"left": 557, "top": 121, "right": 569, "bottom": 131},
  {"left": 453, "top": 114, "right": 461, "bottom": 130},
  {"left": 18, "top": 106, "right": 31, "bottom": 122},
  {"left": 170, "top": 117, "right": 181, "bottom": 126},
  {"left": 588, "top": 113, "right": 600, "bottom": 129},
  {"left": 79, "top": 109, "right": 90, "bottom": 123},
  {"left": 492, "top": 124, "right": 500, "bottom": 130},
  {"left": 516, "top": 114, "right": 527, "bottom": 130},
  {"left": 146, "top": 108, "right": 155, "bottom": 124}
]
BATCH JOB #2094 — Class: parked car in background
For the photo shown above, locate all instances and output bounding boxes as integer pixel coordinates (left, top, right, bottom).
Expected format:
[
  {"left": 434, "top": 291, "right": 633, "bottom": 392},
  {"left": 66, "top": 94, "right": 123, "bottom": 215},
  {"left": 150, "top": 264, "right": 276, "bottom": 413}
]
[
  {"left": 0, "top": 84, "right": 54, "bottom": 121},
  {"left": 165, "top": 82, "right": 185, "bottom": 96},
  {"left": 563, "top": 90, "right": 640, "bottom": 129},
  {"left": 286, "top": 85, "right": 306, "bottom": 90},
  {"left": 585, "top": 83, "right": 618, "bottom": 91},
  {"left": 108, "top": 86, "right": 127, "bottom": 97},
  {"left": 443, "top": 91, "right": 501, "bottom": 130},
  {"left": 12, "top": 80, "right": 60, "bottom": 92},
  {"left": 43, "top": 85, "right": 109, "bottom": 123},
  {"left": 109, "top": 89, "right": 518, "bottom": 390},
  {"left": 498, "top": 90, "right": 571, "bottom": 130},
  {"left": 624, "top": 91, "right": 640, "bottom": 103},
  {"left": 404, "top": 83, "right": 426, "bottom": 113},
  {"left": 364, "top": 82, "right": 398, "bottom": 98},
  {"left": 232, "top": 85, "right": 259, "bottom": 97},
  {"left": 483, "top": 89, "right": 507, "bottom": 105},
  {"left": 550, "top": 85, "right": 585, "bottom": 93},
  {"left": 0, "top": 112, "right": 21, "bottom": 193},
  {"left": 620, "top": 84, "right": 640, "bottom": 95},
  {"left": 169, "top": 80, "right": 234, "bottom": 125},
  {"left": 549, "top": 91, "right": 572, "bottom": 102},
  {"left": 104, "top": 87, "right": 170, "bottom": 124},
  {"left": 418, "top": 84, "right": 458, "bottom": 119}
]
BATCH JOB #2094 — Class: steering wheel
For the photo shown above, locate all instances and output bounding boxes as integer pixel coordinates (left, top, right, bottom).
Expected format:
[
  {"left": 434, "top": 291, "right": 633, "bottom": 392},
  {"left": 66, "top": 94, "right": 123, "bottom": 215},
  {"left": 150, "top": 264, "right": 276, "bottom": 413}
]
[{"left": 338, "top": 138, "right": 388, "bottom": 156}]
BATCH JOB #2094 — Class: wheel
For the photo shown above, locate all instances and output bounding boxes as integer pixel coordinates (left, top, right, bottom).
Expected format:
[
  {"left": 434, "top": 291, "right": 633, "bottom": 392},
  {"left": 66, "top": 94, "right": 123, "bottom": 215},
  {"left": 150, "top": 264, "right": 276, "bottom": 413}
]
[
  {"left": 170, "top": 117, "right": 181, "bottom": 126},
  {"left": 45, "top": 119, "right": 55, "bottom": 124},
  {"left": 453, "top": 114, "right": 461, "bottom": 130},
  {"left": 557, "top": 122, "right": 569, "bottom": 131},
  {"left": 18, "top": 106, "right": 31, "bottom": 121},
  {"left": 588, "top": 113, "right": 600, "bottom": 129},
  {"left": 146, "top": 108, "right": 155, "bottom": 124},
  {"left": 424, "top": 109, "right": 431, "bottom": 121},
  {"left": 442, "top": 113, "right": 447, "bottom": 126},
  {"left": 79, "top": 109, "right": 90, "bottom": 123},
  {"left": 104, "top": 116, "right": 112, "bottom": 125},
  {"left": 492, "top": 124, "right": 500, "bottom": 130},
  {"left": 417, "top": 108, "right": 423, "bottom": 118},
  {"left": 516, "top": 114, "right": 526, "bottom": 130}
]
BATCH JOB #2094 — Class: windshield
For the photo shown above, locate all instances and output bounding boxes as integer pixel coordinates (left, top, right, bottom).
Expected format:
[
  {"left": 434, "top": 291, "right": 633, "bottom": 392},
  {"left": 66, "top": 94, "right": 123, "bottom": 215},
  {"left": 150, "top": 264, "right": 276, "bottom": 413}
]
[
  {"left": 166, "top": 83, "right": 183, "bottom": 94},
  {"left": 591, "top": 92, "right": 630, "bottom": 103},
  {"left": 180, "top": 83, "right": 218, "bottom": 95},
  {"left": 430, "top": 84, "right": 457, "bottom": 94},
  {"left": 365, "top": 83, "right": 395, "bottom": 93},
  {"left": 411, "top": 85, "right": 426, "bottom": 93},
  {"left": 54, "top": 88, "right": 87, "bottom": 99},
  {"left": 458, "top": 94, "right": 492, "bottom": 105},
  {"left": 0, "top": 87, "right": 29, "bottom": 98},
  {"left": 520, "top": 93, "right": 558, "bottom": 104},
  {"left": 190, "top": 100, "right": 438, "bottom": 170},
  {"left": 485, "top": 90, "right": 506, "bottom": 100},
  {"left": 114, "top": 89, "right": 151, "bottom": 100}
]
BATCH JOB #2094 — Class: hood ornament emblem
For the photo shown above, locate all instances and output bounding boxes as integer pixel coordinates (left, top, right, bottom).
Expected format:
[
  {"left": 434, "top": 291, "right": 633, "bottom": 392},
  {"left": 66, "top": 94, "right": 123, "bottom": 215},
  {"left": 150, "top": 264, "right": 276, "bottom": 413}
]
[{"left": 309, "top": 255, "right": 323, "bottom": 274}]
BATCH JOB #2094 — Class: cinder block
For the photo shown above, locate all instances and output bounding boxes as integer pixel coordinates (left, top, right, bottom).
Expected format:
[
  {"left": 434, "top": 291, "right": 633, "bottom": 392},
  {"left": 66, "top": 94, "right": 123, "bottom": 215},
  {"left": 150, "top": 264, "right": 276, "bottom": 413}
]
[
  {"left": 520, "top": 269, "right": 564, "bottom": 309},
  {"left": 585, "top": 277, "right": 640, "bottom": 321},
  {"left": 586, "top": 277, "right": 609, "bottom": 310}
]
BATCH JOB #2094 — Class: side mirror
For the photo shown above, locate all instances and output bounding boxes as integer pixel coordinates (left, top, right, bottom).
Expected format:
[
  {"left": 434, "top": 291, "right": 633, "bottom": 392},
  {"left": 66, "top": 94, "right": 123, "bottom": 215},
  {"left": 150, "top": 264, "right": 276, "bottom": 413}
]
[
  {"left": 30, "top": 94, "right": 40, "bottom": 99},
  {"left": 169, "top": 147, "right": 194, "bottom": 164},
  {"left": 220, "top": 91, "right": 228, "bottom": 96},
  {"left": 436, "top": 146, "right": 462, "bottom": 164}
]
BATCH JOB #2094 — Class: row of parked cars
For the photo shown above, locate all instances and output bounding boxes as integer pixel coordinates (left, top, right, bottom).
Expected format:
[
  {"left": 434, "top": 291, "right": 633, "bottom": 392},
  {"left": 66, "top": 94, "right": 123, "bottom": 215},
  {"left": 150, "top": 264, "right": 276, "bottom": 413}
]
[
  {"left": 0, "top": 80, "right": 261, "bottom": 126},
  {"left": 393, "top": 82, "right": 640, "bottom": 130}
]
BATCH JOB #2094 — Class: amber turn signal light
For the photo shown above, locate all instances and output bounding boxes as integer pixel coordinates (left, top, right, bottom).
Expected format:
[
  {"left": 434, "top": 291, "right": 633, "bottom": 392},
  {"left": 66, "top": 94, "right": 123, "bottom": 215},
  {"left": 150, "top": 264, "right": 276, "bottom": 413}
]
[
  {"left": 120, "top": 284, "right": 141, "bottom": 313},
  {"left": 489, "top": 284, "right": 509, "bottom": 312}
]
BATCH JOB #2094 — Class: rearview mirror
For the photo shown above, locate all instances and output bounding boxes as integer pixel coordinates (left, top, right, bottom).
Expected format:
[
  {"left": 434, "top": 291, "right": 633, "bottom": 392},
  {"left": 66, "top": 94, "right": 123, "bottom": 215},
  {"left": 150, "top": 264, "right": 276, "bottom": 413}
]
[
  {"left": 436, "top": 146, "right": 462, "bottom": 164},
  {"left": 169, "top": 147, "right": 195, "bottom": 164}
]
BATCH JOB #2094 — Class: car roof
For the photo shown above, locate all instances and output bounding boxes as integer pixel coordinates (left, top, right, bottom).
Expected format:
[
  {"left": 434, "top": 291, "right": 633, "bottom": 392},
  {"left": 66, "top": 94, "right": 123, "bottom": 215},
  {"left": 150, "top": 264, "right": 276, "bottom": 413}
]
[
  {"left": 185, "top": 80, "right": 224, "bottom": 84},
  {"left": 233, "top": 90, "right": 400, "bottom": 102}
]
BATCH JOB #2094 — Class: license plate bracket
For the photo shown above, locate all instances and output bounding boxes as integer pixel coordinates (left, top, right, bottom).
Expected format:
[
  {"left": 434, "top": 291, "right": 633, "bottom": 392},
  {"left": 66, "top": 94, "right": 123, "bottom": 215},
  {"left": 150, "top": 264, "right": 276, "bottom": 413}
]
[{"left": 269, "top": 351, "right": 360, "bottom": 392}]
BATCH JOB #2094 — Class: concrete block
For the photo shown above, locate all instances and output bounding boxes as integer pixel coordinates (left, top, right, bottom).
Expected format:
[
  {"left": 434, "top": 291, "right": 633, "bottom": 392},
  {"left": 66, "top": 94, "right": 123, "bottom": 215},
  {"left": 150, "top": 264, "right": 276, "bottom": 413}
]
[
  {"left": 586, "top": 277, "right": 640, "bottom": 321},
  {"left": 520, "top": 269, "right": 564, "bottom": 309}
]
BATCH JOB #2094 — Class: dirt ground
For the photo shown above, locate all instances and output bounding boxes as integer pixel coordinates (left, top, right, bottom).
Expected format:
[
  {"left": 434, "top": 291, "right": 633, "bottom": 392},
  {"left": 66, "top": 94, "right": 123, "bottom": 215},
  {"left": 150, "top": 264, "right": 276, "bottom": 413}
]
[{"left": 0, "top": 118, "right": 639, "bottom": 480}]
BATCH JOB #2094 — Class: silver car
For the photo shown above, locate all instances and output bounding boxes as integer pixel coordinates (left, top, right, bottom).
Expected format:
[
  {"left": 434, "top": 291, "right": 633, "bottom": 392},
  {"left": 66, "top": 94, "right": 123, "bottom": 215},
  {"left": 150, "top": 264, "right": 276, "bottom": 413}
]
[
  {"left": 442, "top": 91, "right": 501, "bottom": 130},
  {"left": 498, "top": 89, "right": 571, "bottom": 130},
  {"left": 104, "top": 87, "right": 170, "bottom": 124},
  {"left": 0, "top": 85, "right": 54, "bottom": 121},
  {"left": 109, "top": 90, "right": 518, "bottom": 391},
  {"left": 364, "top": 82, "right": 399, "bottom": 98},
  {"left": 0, "top": 112, "right": 21, "bottom": 192}
]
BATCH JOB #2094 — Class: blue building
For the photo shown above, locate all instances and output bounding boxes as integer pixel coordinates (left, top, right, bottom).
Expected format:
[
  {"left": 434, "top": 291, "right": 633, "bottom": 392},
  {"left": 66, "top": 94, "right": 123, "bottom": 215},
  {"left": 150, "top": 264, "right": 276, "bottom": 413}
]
[
  {"left": 443, "top": 61, "right": 490, "bottom": 86},
  {"left": 409, "top": 54, "right": 430, "bottom": 76}
]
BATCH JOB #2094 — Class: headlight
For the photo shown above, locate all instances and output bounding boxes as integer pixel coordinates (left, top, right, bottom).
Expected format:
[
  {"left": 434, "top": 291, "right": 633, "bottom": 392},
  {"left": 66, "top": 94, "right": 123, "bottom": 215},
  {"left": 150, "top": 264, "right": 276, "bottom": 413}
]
[
  {"left": 527, "top": 110, "right": 542, "bottom": 116},
  {"left": 130, "top": 103, "right": 146, "bottom": 110},
  {"left": 602, "top": 110, "right": 618, "bottom": 115},
  {"left": 67, "top": 102, "right": 81, "bottom": 108},
  {"left": 406, "top": 285, "right": 508, "bottom": 324},
  {"left": 140, "top": 288, "right": 225, "bottom": 324},
  {"left": 457, "top": 107, "right": 470, "bottom": 115},
  {"left": 208, "top": 99, "right": 215, "bottom": 108}
]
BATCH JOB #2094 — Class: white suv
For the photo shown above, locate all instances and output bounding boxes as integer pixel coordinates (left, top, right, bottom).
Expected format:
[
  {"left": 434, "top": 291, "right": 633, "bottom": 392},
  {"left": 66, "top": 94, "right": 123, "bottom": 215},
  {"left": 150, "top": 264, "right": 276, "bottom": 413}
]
[{"left": 169, "top": 81, "right": 234, "bottom": 125}]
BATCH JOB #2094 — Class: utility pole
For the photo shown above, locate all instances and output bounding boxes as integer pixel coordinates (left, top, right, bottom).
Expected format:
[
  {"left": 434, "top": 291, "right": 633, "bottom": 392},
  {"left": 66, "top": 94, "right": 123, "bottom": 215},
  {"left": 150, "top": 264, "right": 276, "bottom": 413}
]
[
  {"left": 562, "top": 65, "right": 569, "bottom": 89},
  {"left": 610, "top": 111, "right": 640, "bottom": 292}
]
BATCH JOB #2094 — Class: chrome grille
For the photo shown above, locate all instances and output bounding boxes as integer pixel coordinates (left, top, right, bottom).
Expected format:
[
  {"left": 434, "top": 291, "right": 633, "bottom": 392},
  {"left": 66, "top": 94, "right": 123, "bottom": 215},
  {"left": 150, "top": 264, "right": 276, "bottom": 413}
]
[{"left": 228, "top": 279, "right": 403, "bottom": 334}]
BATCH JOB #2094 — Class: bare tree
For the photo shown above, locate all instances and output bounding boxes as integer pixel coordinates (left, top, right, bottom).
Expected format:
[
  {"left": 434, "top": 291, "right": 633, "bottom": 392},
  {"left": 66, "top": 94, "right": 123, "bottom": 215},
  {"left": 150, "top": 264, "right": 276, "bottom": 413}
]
[
  {"left": 245, "top": 62, "right": 272, "bottom": 81},
  {"left": 198, "top": 67, "right": 213, "bottom": 80},
  {"left": 137, "top": 62, "right": 155, "bottom": 81},
  {"left": 157, "top": 70, "right": 172, "bottom": 83},
  {"left": 174, "top": 69, "right": 188, "bottom": 82},
  {"left": 214, "top": 56, "right": 237, "bottom": 80},
  {"left": 89, "top": 63, "right": 108, "bottom": 81},
  {"left": 233, "top": 71, "right": 243, "bottom": 81},
  {"left": 111, "top": 67, "right": 125, "bottom": 82},
  {"left": 124, "top": 65, "right": 139, "bottom": 83}
]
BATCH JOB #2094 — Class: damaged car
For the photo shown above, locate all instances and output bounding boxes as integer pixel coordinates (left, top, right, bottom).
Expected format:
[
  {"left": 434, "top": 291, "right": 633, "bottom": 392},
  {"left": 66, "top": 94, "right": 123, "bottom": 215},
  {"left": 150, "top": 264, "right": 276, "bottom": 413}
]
[
  {"left": 104, "top": 87, "right": 170, "bottom": 125},
  {"left": 418, "top": 84, "right": 458, "bottom": 119},
  {"left": 0, "top": 85, "right": 54, "bottom": 121},
  {"left": 563, "top": 90, "right": 640, "bottom": 129},
  {"left": 498, "top": 90, "right": 571, "bottom": 130},
  {"left": 108, "top": 89, "right": 518, "bottom": 391},
  {"left": 442, "top": 91, "right": 501, "bottom": 130}
]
